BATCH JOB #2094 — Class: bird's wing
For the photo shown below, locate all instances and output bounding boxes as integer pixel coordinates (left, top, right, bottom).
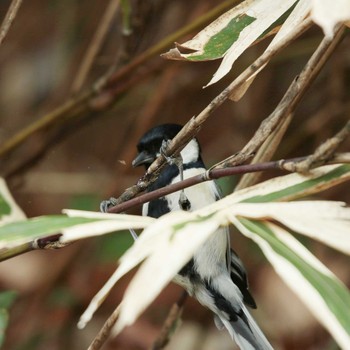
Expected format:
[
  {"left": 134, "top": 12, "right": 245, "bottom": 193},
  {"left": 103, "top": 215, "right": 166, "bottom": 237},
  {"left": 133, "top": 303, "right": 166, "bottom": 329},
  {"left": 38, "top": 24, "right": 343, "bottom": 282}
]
[{"left": 230, "top": 249, "right": 257, "bottom": 309}]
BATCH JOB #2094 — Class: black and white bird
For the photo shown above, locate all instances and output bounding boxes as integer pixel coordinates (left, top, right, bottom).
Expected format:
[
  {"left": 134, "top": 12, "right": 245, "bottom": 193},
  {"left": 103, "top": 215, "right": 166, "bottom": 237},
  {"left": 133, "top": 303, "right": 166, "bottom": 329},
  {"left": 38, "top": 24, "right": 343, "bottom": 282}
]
[{"left": 108, "top": 124, "right": 273, "bottom": 350}]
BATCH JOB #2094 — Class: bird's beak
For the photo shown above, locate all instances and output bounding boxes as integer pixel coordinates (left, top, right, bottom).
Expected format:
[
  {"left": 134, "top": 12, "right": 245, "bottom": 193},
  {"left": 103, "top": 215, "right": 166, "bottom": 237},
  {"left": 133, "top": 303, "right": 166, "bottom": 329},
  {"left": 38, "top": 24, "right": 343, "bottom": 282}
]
[{"left": 132, "top": 151, "right": 155, "bottom": 167}]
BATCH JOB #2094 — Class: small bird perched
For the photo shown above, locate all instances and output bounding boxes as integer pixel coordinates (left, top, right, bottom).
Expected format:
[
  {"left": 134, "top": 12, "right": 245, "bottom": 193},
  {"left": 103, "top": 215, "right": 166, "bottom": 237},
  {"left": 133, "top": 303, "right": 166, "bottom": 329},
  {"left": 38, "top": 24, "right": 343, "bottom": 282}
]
[{"left": 104, "top": 124, "right": 273, "bottom": 350}]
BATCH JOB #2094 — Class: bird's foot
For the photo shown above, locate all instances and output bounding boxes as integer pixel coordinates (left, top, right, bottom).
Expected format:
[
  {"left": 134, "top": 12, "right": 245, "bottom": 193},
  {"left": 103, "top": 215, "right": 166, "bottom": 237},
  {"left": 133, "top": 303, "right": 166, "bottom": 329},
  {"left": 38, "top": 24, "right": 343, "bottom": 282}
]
[{"left": 100, "top": 197, "right": 118, "bottom": 213}]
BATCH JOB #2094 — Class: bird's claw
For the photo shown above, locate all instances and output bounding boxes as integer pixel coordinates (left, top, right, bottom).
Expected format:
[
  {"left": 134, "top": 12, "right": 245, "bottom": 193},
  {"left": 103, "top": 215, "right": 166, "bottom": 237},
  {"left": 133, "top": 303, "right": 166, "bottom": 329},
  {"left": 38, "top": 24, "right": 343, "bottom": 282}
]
[{"left": 100, "top": 197, "right": 118, "bottom": 213}]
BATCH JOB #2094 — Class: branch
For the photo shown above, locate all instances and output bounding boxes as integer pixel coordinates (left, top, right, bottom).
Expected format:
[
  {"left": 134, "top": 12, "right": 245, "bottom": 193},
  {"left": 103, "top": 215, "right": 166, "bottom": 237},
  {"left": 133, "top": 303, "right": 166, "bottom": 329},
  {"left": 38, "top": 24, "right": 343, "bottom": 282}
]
[
  {"left": 107, "top": 153, "right": 350, "bottom": 214},
  {"left": 151, "top": 291, "right": 187, "bottom": 350},
  {"left": 0, "top": 0, "right": 23, "bottom": 46},
  {"left": 71, "top": 0, "right": 121, "bottom": 93},
  {"left": 1, "top": 151, "right": 349, "bottom": 262},
  {"left": 0, "top": 0, "right": 239, "bottom": 160},
  {"left": 284, "top": 120, "right": 350, "bottom": 173},
  {"left": 87, "top": 305, "right": 121, "bottom": 350}
]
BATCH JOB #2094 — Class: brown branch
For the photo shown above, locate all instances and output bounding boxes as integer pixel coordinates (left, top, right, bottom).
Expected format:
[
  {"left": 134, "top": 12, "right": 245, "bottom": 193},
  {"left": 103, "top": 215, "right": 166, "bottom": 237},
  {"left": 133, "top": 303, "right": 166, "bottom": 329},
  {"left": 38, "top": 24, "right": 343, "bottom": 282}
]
[
  {"left": 106, "top": 153, "right": 350, "bottom": 214},
  {"left": 235, "top": 113, "right": 293, "bottom": 190},
  {"left": 71, "top": 0, "right": 121, "bottom": 93},
  {"left": 151, "top": 291, "right": 188, "bottom": 350},
  {"left": 0, "top": 0, "right": 23, "bottom": 46},
  {"left": 283, "top": 120, "right": 350, "bottom": 173},
  {"left": 87, "top": 305, "right": 121, "bottom": 350}
]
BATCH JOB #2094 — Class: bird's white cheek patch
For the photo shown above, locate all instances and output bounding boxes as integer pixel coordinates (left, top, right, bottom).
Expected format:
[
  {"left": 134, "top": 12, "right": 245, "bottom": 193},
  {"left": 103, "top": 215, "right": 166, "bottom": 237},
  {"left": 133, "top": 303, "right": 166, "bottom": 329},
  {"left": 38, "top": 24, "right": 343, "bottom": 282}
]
[{"left": 180, "top": 139, "right": 200, "bottom": 164}]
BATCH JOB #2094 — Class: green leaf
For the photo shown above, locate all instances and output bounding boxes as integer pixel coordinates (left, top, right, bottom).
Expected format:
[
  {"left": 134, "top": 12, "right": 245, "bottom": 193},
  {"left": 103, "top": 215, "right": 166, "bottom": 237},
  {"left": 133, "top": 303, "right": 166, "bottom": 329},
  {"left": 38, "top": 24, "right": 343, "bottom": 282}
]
[
  {"left": 0, "top": 178, "right": 26, "bottom": 223},
  {"left": 187, "top": 14, "right": 256, "bottom": 61},
  {"left": 0, "top": 196, "right": 11, "bottom": 217},
  {"left": 0, "top": 291, "right": 17, "bottom": 311},
  {"left": 236, "top": 218, "right": 350, "bottom": 348},
  {"left": 0, "top": 215, "right": 98, "bottom": 261},
  {"left": 0, "top": 291, "right": 17, "bottom": 347},
  {"left": 0, "top": 215, "right": 97, "bottom": 245},
  {"left": 236, "top": 164, "right": 350, "bottom": 203}
]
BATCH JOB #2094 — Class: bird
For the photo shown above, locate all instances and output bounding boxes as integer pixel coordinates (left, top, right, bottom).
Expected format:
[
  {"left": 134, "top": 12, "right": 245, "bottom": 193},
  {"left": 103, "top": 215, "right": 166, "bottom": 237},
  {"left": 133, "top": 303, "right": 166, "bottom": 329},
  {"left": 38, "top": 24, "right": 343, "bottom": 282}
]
[{"left": 108, "top": 124, "right": 273, "bottom": 350}]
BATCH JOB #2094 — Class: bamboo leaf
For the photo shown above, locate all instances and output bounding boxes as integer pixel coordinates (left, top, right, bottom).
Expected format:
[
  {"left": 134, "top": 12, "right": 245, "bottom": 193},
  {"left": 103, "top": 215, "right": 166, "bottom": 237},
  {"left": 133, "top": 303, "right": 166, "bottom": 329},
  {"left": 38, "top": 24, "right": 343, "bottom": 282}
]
[
  {"left": 311, "top": 0, "right": 350, "bottom": 37},
  {"left": 163, "top": 0, "right": 299, "bottom": 85},
  {"left": 232, "top": 164, "right": 350, "bottom": 203},
  {"left": 0, "top": 177, "right": 26, "bottom": 225},
  {"left": 233, "top": 218, "right": 350, "bottom": 349}
]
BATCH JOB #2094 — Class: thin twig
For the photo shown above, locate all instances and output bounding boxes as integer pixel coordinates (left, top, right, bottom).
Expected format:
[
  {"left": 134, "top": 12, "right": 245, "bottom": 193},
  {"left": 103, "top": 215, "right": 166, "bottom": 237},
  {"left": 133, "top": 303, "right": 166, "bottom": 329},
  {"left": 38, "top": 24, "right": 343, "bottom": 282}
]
[
  {"left": 283, "top": 120, "right": 350, "bottom": 173},
  {"left": 151, "top": 291, "right": 188, "bottom": 350},
  {"left": 235, "top": 113, "right": 293, "bottom": 190},
  {"left": 87, "top": 305, "right": 121, "bottom": 350},
  {"left": 71, "top": 0, "right": 121, "bottom": 93},
  {"left": 0, "top": 0, "right": 23, "bottom": 46}
]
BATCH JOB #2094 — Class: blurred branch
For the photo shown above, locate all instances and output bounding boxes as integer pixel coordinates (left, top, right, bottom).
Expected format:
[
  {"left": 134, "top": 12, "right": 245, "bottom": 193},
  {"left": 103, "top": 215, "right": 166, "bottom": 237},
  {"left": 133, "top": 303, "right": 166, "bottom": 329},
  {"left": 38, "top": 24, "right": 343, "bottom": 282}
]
[
  {"left": 151, "top": 291, "right": 187, "bottom": 350},
  {"left": 235, "top": 113, "right": 293, "bottom": 190},
  {"left": 87, "top": 306, "right": 121, "bottom": 350},
  {"left": 0, "top": 0, "right": 23, "bottom": 46},
  {"left": 3, "top": 62, "right": 162, "bottom": 179},
  {"left": 86, "top": 289, "right": 187, "bottom": 350},
  {"left": 71, "top": 0, "right": 121, "bottom": 93},
  {"left": 0, "top": 0, "right": 239, "bottom": 161},
  {"left": 284, "top": 120, "right": 350, "bottom": 173}
]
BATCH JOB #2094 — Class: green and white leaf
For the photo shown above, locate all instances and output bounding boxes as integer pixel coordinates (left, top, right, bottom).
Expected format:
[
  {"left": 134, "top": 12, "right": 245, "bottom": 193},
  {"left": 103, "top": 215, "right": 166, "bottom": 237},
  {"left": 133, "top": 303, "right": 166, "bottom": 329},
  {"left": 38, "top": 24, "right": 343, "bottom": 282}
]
[
  {"left": 0, "top": 177, "right": 26, "bottom": 225},
  {"left": 163, "top": 0, "right": 298, "bottom": 85},
  {"left": 231, "top": 0, "right": 310, "bottom": 100},
  {"left": 234, "top": 218, "right": 350, "bottom": 349},
  {"left": 0, "top": 212, "right": 153, "bottom": 261},
  {"left": 207, "top": 0, "right": 298, "bottom": 86},
  {"left": 223, "top": 201, "right": 350, "bottom": 254},
  {"left": 230, "top": 164, "right": 350, "bottom": 203},
  {"left": 311, "top": 0, "right": 350, "bottom": 37},
  {"left": 61, "top": 209, "right": 154, "bottom": 242}
]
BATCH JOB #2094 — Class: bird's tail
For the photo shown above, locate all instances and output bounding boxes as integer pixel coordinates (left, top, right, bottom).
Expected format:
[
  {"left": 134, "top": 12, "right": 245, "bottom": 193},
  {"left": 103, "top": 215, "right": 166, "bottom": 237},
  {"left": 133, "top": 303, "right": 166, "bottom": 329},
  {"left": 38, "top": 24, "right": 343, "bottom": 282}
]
[{"left": 215, "top": 305, "right": 273, "bottom": 350}]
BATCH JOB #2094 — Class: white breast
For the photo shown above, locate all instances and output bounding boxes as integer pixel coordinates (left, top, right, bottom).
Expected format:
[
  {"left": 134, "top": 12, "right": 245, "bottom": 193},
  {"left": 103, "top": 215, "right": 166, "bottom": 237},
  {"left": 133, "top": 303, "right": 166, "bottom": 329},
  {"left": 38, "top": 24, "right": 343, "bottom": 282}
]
[
  {"left": 166, "top": 167, "right": 229, "bottom": 277},
  {"left": 166, "top": 167, "right": 219, "bottom": 211}
]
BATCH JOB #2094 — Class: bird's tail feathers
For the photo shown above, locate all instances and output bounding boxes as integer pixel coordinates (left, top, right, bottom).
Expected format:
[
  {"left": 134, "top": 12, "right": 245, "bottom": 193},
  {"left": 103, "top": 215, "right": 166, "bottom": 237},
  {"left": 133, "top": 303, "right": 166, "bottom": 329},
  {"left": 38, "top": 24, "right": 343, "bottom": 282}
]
[{"left": 218, "top": 305, "right": 273, "bottom": 350}]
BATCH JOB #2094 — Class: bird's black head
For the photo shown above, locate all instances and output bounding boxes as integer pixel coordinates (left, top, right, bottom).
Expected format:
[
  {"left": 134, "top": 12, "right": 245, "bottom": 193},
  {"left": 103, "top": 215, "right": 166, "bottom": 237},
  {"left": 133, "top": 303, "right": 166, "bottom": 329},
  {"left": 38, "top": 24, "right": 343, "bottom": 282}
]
[
  {"left": 132, "top": 124, "right": 182, "bottom": 169},
  {"left": 132, "top": 123, "right": 201, "bottom": 169}
]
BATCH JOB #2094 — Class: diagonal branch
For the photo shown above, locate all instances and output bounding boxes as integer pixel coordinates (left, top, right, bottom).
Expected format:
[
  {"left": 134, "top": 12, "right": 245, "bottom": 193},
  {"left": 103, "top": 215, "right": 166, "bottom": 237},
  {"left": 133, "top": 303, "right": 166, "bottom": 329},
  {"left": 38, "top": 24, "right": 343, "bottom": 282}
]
[
  {"left": 71, "top": 0, "right": 121, "bottom": 93},
  {"left": 0, "top": 0, "right": 23, "bottom": 46},
  {"left": 0, "top": 0, "right": 239, "bottom": 160}
]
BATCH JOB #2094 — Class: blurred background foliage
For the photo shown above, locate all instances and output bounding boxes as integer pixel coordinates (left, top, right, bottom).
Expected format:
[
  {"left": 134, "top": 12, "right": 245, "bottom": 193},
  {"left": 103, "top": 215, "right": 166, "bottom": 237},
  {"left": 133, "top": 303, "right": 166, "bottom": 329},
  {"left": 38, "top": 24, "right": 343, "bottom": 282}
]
[{"left": 0, "top": 0, "right": 349, "bottom": 349}]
